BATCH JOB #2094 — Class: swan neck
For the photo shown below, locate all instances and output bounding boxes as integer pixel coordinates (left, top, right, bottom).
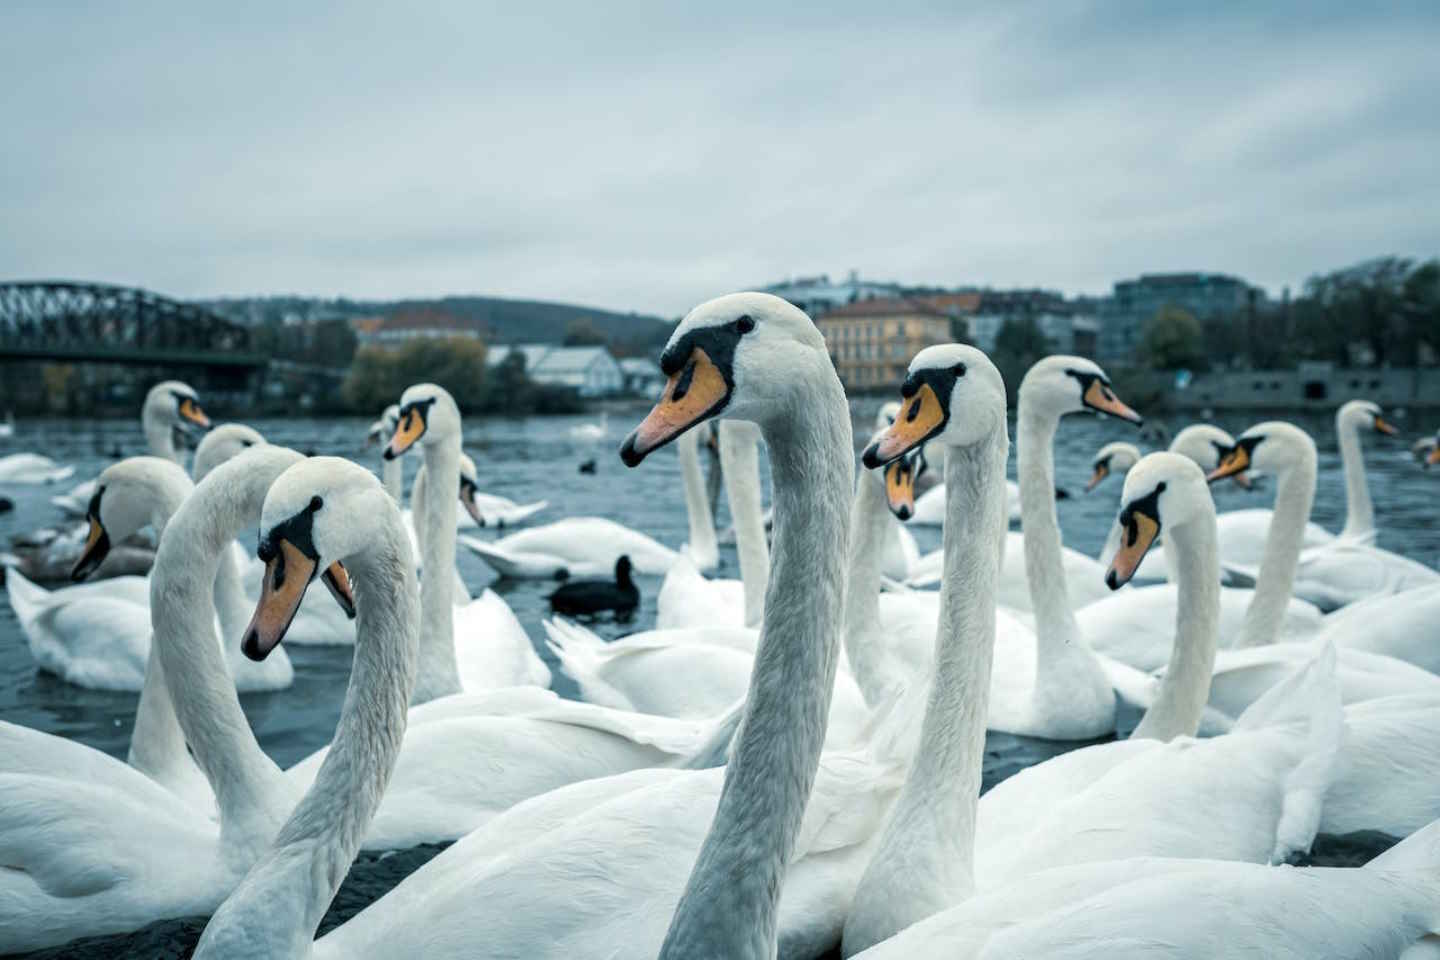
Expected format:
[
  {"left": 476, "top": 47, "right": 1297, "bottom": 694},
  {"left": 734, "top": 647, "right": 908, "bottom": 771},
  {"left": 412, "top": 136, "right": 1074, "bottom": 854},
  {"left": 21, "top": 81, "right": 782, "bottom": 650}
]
[
  {"left": 1017, "top": 405, "right": 1081, "bottom": 652},
  {"left": 126, "top": 648, "right": 191, "bottom": 785},
  {"left": 413, "top": 439, "right": 461, "bottom": 703},
  {"left": 720, "top": 420, "right": 770, "bottom": 629},
  {"left": 381, "top": 456, "right": 404, "bottom": 503},
  {"left": 659, "top": 369, "right": 852, "bottom": 960},
  {"left": 1336, "top": 414, "right": 1374, "bottom": 540},
  {"left": 151, "top": 453, "right": 295, "bottom": 843},
  {"left": 1240, "top": 453, "right": 1315, "bottom": 647},
  {"left": 143, "top": 413, "right": 180, "bottom": 466},
  {"left": 678, "top": 429, "right": 719, "bottom": 571},
  {"left": 212, "top": 540, "right": 253, "bottom": 643},
  {"left": 843, "top": 468, "right": 896, "bottom": 707},
  {"left": 846, "top": 429, "right": 1007, "bottom": 952},
  {"left": 1131, "top": 502, "right": 1220, "bottom": 740},
  {"left": 195, "top": 510, "right": 418, "bottom": 959}
]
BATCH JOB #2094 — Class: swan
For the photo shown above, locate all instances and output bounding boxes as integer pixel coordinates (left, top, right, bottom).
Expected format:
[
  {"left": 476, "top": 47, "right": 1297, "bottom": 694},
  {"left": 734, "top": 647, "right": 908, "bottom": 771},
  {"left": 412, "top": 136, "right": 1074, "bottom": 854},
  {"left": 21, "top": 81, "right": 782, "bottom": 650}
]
[
  {"left": 379, "top": 383, "right": 550, "bottom": 696},
  {"left": 569, "top": 410, "right": 608, "bottom": 441},
  {"left": 460, "top": 517, "right": 681, "bottom": 579},
  {"left": 845, "top": 388, "right": 1346, "bottom": 954},
  {"left": 654, "top": 419, "right": 767, "bottom": 628},
  {"left": 851, "top": 821, "right": 1440, "bottom": 958},
  {"left": 1211, "top": 419, "right": 1440, "bottom": 609},
  {"left": 1334, "top": 398, "right": 1399, "bottom": 543},
  {"left": 1415, "top": 432, "right": 1438, "bottom": 466},
  {"left": 252, "top": 292, "right": 902, "bottom": 960},
  {"left": 0, "top": 451, "right": 74, "bottom": 485}
]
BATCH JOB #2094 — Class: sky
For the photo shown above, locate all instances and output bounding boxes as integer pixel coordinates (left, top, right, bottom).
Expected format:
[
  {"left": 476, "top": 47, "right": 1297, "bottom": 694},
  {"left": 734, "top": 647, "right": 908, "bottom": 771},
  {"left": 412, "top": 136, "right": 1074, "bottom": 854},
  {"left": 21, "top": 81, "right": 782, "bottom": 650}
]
[{"left": 3, "top": 1, "right": 1438, "bottom": 317}]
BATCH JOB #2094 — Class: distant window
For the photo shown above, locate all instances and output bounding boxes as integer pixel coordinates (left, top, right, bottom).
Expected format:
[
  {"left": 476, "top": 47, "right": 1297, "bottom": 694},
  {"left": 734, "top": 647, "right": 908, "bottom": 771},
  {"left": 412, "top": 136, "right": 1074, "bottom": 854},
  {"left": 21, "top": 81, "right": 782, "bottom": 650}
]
[
  {"left": 1304, "top": 381, "right": 1327, "bottom": 400},
  {"left": 1369, "top": 379, "right": 1381, "bottom": 389},
  {"left": 1253, "top": 381, "right": 1265, "bottom": 390},
  {"left": 1350, "top": 379, "right": 1361, "bottom": 388}
]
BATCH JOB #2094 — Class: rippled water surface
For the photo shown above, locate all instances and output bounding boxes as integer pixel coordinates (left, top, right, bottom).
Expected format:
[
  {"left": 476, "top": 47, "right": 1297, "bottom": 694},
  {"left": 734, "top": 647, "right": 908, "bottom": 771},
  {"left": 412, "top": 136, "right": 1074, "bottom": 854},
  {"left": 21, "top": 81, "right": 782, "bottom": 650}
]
[{"left": 0, "top": 401, "right": 1435, "bottom": 957}]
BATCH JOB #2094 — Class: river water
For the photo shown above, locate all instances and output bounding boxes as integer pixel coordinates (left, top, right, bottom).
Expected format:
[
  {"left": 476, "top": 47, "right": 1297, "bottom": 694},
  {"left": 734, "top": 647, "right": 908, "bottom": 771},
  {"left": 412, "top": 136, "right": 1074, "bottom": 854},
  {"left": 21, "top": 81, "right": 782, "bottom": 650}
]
[{"left": 0, "top": 401, "right": 1436, "bottom": 957}]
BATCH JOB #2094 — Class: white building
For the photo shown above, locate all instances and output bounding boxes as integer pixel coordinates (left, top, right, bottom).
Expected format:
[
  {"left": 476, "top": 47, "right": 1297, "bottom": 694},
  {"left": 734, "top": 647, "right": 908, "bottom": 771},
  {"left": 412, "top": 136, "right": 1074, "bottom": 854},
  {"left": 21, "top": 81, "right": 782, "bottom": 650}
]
[
  {"left": 618, "top": 357, "right": 666, "bottom": 395},
  {"left": 762, "top": 270, "right": 903, "bottom": 318},
  {"left": 487, "top": 343, "right": 624, "bottom": 397}
]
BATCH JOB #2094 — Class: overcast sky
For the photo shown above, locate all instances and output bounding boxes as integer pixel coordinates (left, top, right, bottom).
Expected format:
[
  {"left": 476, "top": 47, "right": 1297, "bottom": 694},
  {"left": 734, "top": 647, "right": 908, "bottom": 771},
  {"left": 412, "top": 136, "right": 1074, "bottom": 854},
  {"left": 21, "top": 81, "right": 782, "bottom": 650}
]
[{"left": 3, "top": 1, "right": 1437, "bottom": 317}]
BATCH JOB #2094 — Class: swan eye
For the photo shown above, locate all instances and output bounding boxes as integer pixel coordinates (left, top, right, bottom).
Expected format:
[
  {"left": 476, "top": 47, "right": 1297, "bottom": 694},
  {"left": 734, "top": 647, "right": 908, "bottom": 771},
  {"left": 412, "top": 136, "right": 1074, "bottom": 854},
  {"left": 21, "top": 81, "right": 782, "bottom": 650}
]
[
  {"left": 734, "top": 315, "right": 755, "bottom": 334},
  {"left": 309, "top": 496, "right": 323, "bottom": 512}
]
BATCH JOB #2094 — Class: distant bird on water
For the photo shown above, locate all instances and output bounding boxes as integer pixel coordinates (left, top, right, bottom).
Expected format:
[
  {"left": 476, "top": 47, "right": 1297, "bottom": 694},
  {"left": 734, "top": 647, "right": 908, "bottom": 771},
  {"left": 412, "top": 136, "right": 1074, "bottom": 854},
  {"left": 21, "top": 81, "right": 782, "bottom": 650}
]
[{"left": 548, "top": 555, "right": 639, "bottom": 618}]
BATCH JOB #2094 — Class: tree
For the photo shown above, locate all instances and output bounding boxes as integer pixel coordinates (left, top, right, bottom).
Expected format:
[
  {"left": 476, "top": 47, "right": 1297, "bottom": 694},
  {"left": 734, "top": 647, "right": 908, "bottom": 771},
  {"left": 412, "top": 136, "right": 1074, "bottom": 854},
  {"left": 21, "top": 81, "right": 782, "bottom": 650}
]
[
  {"left": 1139, "top": 306, "right": 1205, "bottom": 371},
  {"left": 342, "top": 336, "right": 489, "bottom": 413},
  {"left": 563, "top": 317, "right": 608, "bottom": 347}
]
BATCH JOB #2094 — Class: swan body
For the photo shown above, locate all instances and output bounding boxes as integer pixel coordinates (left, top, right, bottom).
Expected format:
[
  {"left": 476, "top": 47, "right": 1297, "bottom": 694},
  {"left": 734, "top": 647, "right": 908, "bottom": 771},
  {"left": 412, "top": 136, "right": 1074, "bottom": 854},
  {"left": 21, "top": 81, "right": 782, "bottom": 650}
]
[
  {"left": 1225, "top": 537, "right": 1439, "bottom": 612},
  {"left": 909, "top": 478, "right": 1021, "bottom": 526},
  {"left": 462, "top": 518, "right": 679, "bottom": 579},
  {"left": 0, "top": 452, "right": 74, "bottom": 484},
  {"left": 907, "top": 530, "right": 1118, "bottom": 612}
]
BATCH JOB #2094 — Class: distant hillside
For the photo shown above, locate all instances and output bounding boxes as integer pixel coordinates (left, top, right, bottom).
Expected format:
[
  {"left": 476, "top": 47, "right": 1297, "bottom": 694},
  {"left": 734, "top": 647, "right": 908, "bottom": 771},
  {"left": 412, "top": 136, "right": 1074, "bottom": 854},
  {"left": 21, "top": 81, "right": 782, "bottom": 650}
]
[{"left": 197, "top": 294, "right": 674, "bottom": 355}]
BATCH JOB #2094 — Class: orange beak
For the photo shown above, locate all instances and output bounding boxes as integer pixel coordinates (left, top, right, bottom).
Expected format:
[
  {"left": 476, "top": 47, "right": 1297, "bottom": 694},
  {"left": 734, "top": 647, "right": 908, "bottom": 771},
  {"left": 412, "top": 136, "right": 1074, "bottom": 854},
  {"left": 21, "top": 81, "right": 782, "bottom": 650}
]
[{"left": 619, "top": 348, "right": 730, "bottom": 466}]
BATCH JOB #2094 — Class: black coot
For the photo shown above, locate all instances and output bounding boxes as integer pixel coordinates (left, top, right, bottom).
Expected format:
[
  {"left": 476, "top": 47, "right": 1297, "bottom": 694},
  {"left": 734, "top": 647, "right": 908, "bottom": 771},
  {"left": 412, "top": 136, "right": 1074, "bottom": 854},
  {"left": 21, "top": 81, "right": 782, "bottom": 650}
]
[{"left": 548, "top": 555, "right": 639, "bottom": 618}]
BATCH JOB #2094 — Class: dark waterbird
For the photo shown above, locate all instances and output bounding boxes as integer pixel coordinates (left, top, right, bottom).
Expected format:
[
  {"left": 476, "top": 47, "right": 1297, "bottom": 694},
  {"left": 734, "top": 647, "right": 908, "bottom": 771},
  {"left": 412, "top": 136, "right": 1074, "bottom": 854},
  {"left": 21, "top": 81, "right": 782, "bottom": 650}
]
[{"left": 548, "top": 555, "right": 638, "bottom": 617}]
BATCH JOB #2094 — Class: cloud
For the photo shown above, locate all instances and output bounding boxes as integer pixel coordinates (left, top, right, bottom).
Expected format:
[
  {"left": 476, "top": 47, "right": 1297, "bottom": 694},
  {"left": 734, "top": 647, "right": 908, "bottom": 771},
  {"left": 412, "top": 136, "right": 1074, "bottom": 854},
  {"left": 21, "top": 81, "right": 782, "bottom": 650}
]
[{"left": 2, "top": 1, "right": 1437, "bottom": 315}]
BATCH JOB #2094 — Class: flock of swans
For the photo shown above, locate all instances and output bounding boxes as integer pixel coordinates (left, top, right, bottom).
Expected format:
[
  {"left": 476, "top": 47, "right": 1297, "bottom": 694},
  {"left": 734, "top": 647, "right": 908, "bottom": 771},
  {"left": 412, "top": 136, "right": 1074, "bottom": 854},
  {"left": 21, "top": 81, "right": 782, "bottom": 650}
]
[{"left": 0, "top": 291, "right": 1438, "bottom": 958}]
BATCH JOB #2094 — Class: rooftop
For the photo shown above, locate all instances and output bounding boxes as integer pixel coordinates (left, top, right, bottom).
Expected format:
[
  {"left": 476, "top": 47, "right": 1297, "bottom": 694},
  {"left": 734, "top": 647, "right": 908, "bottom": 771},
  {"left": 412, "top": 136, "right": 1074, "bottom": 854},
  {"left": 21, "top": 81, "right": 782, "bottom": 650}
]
[{"left": 816, "top": 297, "right": 946, "bottom": 320}]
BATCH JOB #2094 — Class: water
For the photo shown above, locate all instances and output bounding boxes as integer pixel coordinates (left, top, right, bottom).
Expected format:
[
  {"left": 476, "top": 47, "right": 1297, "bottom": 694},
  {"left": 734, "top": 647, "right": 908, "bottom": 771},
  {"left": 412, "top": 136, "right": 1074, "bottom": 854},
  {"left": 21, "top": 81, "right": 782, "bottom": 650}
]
[{"left": 0, "top": 401, "right": 1434, "bottom": 957}]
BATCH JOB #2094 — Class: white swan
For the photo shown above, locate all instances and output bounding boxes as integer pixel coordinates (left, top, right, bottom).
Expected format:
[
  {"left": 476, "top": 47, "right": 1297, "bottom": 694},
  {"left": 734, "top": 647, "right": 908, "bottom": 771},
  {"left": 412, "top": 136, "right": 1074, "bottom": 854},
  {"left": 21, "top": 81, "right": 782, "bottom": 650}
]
[
  {"left": 569, "top": 410, "right": 608, "bottom": 441},
  {"left": 1214, "top": 418, "right": 1437, "bottom": 610},
  {"left": 0, "top": 451, "right": 74, "bottom": 485},
  {"left": 1335, "top": 398, "right": 1399, "bottom": 543},
  {"left": 1415, "top": 432, "right": 1438, "bottom": 466},
  {"left": 844, "top": 392, "right": 1346, "bottom": 954},
  {"left": 380, "top": 383, "right": 550, "bottom": 696},
  {"left": 366, "top": 403, "right": 405, "bottom": 501},
  {"left": 461, "top": 518, "right": 680, "bottom": 579},
  {"left": 245, "top": 292, "right": 901, "bottom": 960}
]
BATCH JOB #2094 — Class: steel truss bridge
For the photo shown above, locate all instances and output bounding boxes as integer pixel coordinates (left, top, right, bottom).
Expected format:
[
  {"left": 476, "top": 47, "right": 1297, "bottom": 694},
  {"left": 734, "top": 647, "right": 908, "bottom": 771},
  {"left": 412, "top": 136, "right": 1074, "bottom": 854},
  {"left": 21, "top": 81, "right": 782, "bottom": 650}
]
[{"left": 0, "top": 281, "right": 267, "bottom": 369}]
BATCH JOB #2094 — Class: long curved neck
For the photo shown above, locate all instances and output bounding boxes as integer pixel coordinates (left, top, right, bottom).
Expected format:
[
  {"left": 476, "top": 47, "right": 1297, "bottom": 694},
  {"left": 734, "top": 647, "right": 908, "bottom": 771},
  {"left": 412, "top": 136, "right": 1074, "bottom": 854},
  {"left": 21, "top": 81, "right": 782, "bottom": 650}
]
[
  {"left": 719, "top": 420, "right": 769, "bottom": 628},
  {"left": 126, "top": 483, "right": 193, "bottom": 780},
  {"left": 1336, "top": 414, "right": 1374, "bottom": 540},
  {"left": 1131, "top": 503, "right": 1220, "bottom": 741},
  {"left": 212, "top": 542, "right": 254, "bottom": 647},
  {"left": 1240, "top": 454, "right": 1316, "bottom": 646},
  {"left": 151, "top": 452, "right": 298, "bottom": 846},
  {"left": 1018, "top": 402, "right": 1082, "bottom": 654},
  {"left": 843, "top": 469, "right": 899, "bottom": 707},
  {"left": 194, "top": 512, "right": 419, "bottom": 960},
  {"left": 381, "top": 456, "right": 404, "bottom": 503},
  {"left": 659, "top": 367, "right": 853, "bottom": 960},
  {"left": 847, "top": 428, "right": 1008, "bottom": 952},
  {"left": 678, "top": 429, "right": 718, "bottom": 570},
  {"left": 413, "top": 439, "right": 461, "bottom": 703}
]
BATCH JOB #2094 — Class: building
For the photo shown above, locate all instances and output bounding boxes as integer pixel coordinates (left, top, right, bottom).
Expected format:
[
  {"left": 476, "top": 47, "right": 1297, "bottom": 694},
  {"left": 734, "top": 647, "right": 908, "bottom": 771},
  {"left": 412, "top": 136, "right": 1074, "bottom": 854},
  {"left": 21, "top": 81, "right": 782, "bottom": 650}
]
[
  {"left": 961, "top": 290, "right": 1098, "bottom": 357},
  {"left": 618, "top": 357, "right": 666, "bottom": 395},
  {"left": 356, "top": 308, "right": 479, "bottom": 349},
  {"left": 816, "top": 297, "right": 953, "bottom": 391},
  {"left": 1098, "top": 272, "right": 1263, "bottom": 365},
  {"left": 763, "top": 270, "right": 903, "bottom": 318},
  {"left": 486, "top": 343, "right": 624, "bottom": 397}
]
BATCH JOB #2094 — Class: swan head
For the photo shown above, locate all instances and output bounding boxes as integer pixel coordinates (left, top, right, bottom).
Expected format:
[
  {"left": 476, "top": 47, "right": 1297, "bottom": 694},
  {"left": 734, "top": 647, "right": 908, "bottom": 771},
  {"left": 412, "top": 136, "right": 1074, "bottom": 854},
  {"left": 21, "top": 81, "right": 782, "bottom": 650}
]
[
  {"left": 72, "top": 456, "right": 191, "bottom": 581},
  {"left": 1169, "top": 424, "right": 1253, "bottom": 489},
  {"left": 1338, "top": 399, "right": 1398, "bottom": 437},
  {"left": 859, "top": 344, "right": 1006, "bottom": 468},
  {"left": 1207, "top": 421, "right": 1316, "bottom": 485},
  {"left": 384, "top": 384, "right": 460, "bottom": 460},
  {"left": 145, "top": 380, "right": 211, "bottom": 434},
  {"left": 243, "top": 457, "right": 384, "bottom": 660},
  {"left": 620, "top": 292, "right": 825, "bottom": 465},
  {"left": 1106, "top": 452, "right": 1211, "bottom": 589},
  {"left": 1019, "top": 356, "right": 1142, "bottom": 426},
  {"left": 1086, "top": 441, "right": 1143, "bottom": 493},
  {"left": 1428, "top": 436, "right": 1440, "bottom": 468},
  {"left": 367, "top": 404, "right": 401, "bottom": 448},
  {"left": 193, "top": 424, "right": 265, "bottom": 484},
  {"left": 457, "top": 452, "right": 486, "bottom": 526},
  {"left": 1418, "top": 434, "right": 1440, "bottom": 467}
]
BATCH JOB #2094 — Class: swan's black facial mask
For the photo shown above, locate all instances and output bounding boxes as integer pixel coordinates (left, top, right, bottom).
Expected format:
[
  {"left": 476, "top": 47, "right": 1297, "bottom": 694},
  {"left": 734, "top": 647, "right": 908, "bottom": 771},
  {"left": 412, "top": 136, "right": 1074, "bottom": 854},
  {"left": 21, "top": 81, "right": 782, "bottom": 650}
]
[
  {"left": 620, "top": 319, "right": 748, "bottom": 467},
  {"left": 71, "top": 486, "right": 111, "bottom": 582},
  {"left": 171, "top": 390, "right": 211, "bottom": 433},
  {"left": 1207, "top": 435, "right": 1263, "bottom": 484},
  {"left": 884, "top": 451, "right": 920, "bottom": 520},
  {"left": 861, "top": 366, "right": 960, "bottom": 469},
  {"left": 384, "top": 398, "right": 437, "bottom": 460},
  {"left": 244, "top": 501, "right": 355, "bottom": 661},
  {"left": 459, "top": 475, "right": 485, "bottom": 527},
  {"left": 1106, "top": 482, "right": 1165, "bottom": 590}
]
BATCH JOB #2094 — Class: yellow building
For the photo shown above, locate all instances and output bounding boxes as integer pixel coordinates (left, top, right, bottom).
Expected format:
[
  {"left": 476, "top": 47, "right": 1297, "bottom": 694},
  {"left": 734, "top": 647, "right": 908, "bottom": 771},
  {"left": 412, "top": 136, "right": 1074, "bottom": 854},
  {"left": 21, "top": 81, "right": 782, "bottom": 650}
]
[{"left": 816, "top": 297, "right": 956, "bottom": 391}]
